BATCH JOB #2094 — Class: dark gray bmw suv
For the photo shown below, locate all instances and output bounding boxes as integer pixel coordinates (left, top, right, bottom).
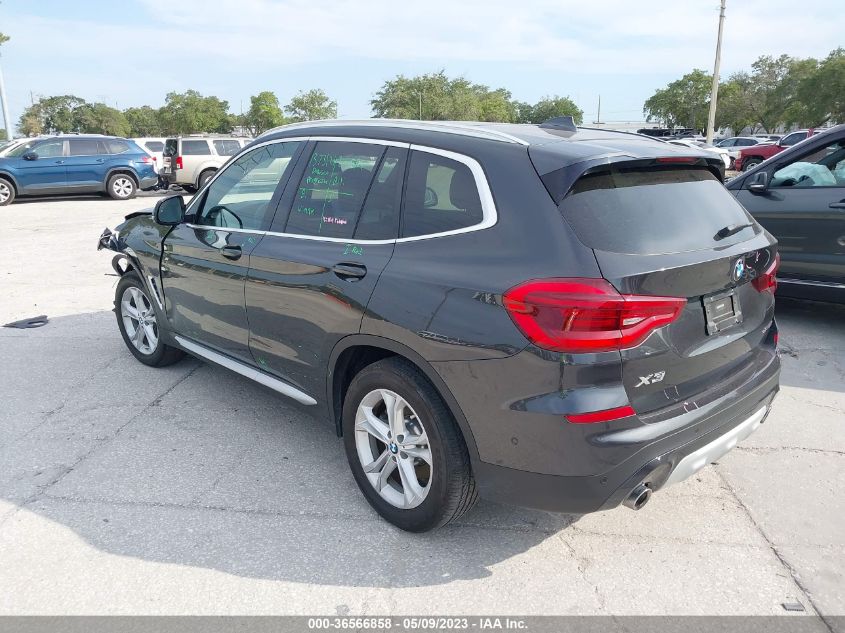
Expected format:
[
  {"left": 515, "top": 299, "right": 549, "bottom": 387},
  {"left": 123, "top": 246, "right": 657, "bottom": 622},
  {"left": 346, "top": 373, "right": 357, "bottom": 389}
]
[{"left": 99, "top": 119, "right": 780, "bottom": 532}]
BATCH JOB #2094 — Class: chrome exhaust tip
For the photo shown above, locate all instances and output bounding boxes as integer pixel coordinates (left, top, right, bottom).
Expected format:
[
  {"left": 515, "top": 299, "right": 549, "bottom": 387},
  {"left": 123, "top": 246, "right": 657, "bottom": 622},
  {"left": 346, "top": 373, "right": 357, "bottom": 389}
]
[{"left": 623, "top": 484, "right": 652, "bottom": 510}]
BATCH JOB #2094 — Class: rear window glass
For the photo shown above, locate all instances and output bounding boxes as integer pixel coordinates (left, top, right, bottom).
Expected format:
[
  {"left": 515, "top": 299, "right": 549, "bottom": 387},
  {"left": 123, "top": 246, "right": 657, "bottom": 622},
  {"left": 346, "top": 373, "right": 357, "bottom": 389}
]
[
  {"left": 164, "top": 139, "right": 178, "bottom": 156},
  {"left": 558, "top": 167, "right": 756, "bottom": 255},
  {"left": 145, "top": 141, "right": 164, "bottom": 152},
  {"left": 213, "top": 139, "right": 241, "bottom": 156},
  {"left": 181, "top": 140, "right": 211, "bottom": 155}
]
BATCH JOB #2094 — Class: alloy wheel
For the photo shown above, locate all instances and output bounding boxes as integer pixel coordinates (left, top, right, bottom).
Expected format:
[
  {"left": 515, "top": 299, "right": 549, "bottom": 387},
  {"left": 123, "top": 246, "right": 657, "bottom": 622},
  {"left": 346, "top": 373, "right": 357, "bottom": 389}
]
[
  {"left": 354, "top": 388, "right": 432, "bottom": 509},
  {"left": 120, "top": 286, "right": 158, "bottom": 354},
  {"left": 113, "top": 177, "right": 134, "bottom": 198},
  {"left": 0, "top": 182, "right": 10, "bottom": 204}
]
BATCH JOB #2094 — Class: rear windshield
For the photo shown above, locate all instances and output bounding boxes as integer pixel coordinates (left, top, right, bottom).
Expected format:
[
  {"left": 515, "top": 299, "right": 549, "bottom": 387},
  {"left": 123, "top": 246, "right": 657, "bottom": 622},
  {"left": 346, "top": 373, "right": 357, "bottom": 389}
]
[
  {"left": 164, "top": 139, "right": 178, "bottom": 156},
  {"left": 557, "top": 166, "right": 756, "bottom": 255}
]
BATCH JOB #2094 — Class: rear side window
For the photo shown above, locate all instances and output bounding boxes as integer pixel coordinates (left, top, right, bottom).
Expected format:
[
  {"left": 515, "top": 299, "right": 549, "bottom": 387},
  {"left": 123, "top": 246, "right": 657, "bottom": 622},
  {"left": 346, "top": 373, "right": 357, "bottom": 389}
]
[
  {"left": 558, "top": 167, "right": 756, "bottom": 255},
  {"left": 181, "top": 140, "right": 211, "bottom": 155},
  {"left": 285, "top": 141, "right": 384, "bottom": 239},
  {"left": 402, "top": 151, "right": 483, "bottom": 238},
  {"left": 354, "top": 147, "right": 406, "bottom": 240},
  {"left": 68, "top": 139, "right": 101, "bottom": 156},
  {"left": 145, "top": 141, "right": 164, "bottom": 152},
  {"left": 213, "top": 139, "right": 241, "bottom": 156},
  {"left": 105, "top": 140, "right": 130, "bottom": 154}
]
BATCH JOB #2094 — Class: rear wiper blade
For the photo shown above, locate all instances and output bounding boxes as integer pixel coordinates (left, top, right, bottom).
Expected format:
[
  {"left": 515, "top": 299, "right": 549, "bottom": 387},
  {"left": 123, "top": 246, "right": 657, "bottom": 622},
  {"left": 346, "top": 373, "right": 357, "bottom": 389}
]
[{"left": 714, "top": 222, "right": 754, "bottom": 240}]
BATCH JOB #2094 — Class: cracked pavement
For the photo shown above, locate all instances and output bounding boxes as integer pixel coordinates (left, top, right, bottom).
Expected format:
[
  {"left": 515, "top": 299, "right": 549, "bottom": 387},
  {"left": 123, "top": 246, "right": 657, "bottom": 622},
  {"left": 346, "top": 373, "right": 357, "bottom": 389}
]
[{"left": 1, "top": 195, "right": 843, "bottom": 619}]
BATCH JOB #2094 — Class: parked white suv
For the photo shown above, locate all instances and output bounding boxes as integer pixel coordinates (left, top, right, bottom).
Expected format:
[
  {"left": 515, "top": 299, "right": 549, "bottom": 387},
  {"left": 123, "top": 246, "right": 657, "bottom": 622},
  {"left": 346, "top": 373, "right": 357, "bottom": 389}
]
[
  {"left": 133, "top": 137, "right": 168, "bottom": 173},
  {"left": 160, "top": 135, "right": 251, "bottom": 192}
]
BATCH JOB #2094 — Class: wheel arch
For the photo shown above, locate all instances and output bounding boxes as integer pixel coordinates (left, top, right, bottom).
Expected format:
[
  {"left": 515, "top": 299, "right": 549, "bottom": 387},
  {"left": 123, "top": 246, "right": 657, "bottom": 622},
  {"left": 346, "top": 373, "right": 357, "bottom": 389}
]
[
  {"left": 196, "top": 166, "right": 218, "bottom": 187},
  {"left": 0, "top": 171, "right": 19, "bottom": 193},
  {"left": 327, "top": 334, "right": 480, "bottom": 464},
  {"left": 104, "top": 167, "right": 140, "bottom": 188}
]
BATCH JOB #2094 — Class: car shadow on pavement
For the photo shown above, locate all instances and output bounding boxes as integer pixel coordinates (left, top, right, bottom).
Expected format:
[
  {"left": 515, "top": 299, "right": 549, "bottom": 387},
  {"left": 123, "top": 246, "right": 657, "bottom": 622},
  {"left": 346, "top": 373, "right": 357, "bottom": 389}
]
[
  {"left": 1, "top": 311, "right": 579, "bottom": 587},
  {"left": 774, "top": 298, "right": 845, "bottom": 393}
]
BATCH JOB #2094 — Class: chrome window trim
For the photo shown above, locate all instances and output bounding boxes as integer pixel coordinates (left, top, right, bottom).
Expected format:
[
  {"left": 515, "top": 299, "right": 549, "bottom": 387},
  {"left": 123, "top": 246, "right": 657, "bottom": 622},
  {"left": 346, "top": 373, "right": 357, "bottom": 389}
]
[
  {"left": 258, "top": 119, "right": 530, "bottom": 146},
  {"left": 184, "top": 137, "right": 498, "bottom": 244}
]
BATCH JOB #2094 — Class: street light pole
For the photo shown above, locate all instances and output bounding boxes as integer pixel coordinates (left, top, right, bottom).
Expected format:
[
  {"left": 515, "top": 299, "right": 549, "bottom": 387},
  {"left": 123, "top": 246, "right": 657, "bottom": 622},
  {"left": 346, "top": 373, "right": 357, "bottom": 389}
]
[{"left": 705, "top": 0, "right": 726, "bottom": 144}]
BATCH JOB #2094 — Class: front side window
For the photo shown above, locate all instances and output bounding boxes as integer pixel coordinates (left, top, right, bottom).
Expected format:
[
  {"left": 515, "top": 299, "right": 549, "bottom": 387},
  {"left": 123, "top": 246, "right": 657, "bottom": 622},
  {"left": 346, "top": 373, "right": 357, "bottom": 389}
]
[
  {"left": 28, "top": 140, "right": 64, "bottom": 158},
  {"left": 213, "top": 139, "right": 241, "bottom": 156},
  {"left": 68, "top": 139, "right": 101, "bottom": 156},
  {"left": 402, "top": 151, "right": 483, "bottom": 238},
  {"left": 194, "top": 141, "right": 301, "bottom": 230},
  {"left": 285, "top": 141, "right": 384, "bottom": 239},
  {"left": 181, "top": 140, "right": 211, "bottom": 155},
  {"left": 771, "top": 139, "right": 845, "bottom": 188}
]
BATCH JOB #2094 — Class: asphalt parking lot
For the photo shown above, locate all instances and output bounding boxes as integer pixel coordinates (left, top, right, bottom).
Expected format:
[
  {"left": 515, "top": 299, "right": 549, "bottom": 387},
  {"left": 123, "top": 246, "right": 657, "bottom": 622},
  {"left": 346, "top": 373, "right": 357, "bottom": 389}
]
[{"left": 1, "top": 194, "right": 843, "bottom": 618}]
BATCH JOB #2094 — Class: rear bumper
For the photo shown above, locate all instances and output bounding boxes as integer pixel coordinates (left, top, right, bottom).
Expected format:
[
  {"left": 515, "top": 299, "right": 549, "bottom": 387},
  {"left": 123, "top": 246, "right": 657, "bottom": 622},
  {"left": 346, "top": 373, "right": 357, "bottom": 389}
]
[
  {"left": 139, "top": 175, "right": 159, "bottom": 191},
  {"left": 466, "top": 351, "right": 780, "bottom": 514}
]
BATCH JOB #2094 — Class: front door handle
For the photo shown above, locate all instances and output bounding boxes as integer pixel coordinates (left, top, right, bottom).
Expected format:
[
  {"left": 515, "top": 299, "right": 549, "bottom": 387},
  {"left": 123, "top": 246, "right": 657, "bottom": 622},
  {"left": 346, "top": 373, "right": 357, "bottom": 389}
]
[
  {"left": 96, "top": 158, "right": 106, "bottom": 163},
  {"left": 332, "top": 262, "right": 367, "bottom": 281},
  {"left": 220, "top": 245, "right": 242, "bottom": 260},
  {"left": 54, "top": 160, "right": 65, "bottom": 165},
  {"left": 829, "top": 202, "right": 845, "bottom": 210}
]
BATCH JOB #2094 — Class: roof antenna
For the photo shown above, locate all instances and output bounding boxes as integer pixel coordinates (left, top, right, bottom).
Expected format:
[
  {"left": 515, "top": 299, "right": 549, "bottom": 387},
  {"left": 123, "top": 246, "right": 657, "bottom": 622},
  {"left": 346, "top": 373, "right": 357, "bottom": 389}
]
[{"left": 539, "top": 116, "right": 577, "bottom": 132}]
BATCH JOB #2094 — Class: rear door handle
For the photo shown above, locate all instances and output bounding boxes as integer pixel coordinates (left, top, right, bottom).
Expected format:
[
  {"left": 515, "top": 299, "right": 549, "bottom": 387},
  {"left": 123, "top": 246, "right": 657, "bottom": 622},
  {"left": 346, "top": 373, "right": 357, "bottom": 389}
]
[
  {"left": 220, "top": 245, "right": 242, "bottom": 260},
  {"left": 54, "top": 160, "right": 65, "bottom": 165},
  {"left": 96, "top": 158, "right": 106, "bottom": 163},
  {"left": 829, "top": 202, "right": 845, "bottom": 210},
  {"left": 332, "top": 262, "right": 367, "bottom": 281}
]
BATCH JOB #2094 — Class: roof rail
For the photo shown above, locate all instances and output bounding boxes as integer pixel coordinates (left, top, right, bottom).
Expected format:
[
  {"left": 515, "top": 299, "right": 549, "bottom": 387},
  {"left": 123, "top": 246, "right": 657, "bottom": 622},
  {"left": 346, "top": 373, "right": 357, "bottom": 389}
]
[{"left": 260, "top": 119, "right": 530, "bottom": 146}]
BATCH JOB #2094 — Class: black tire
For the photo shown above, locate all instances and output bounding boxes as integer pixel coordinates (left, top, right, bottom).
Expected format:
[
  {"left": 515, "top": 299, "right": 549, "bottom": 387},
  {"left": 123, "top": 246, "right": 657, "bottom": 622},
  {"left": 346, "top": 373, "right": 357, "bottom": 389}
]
[
  {"left": 198, "top": 169, "right": 216, "bottom": 189},
  {"left": 742, "top": 158, "right": 762, "bottom": 171},
  {"left": 342, "top": 357, "right": 477, "bottom": 532},
  {"left": 114, "top": 272, "right": 185, "bottom": 367},
  {"left": 180, "top": 184, "right": 198, "bottom": 194},
  {"left": 107, "top": 173, "right": 137, "bottom": 200},
  {"left": 0, "top": 177, "right": 15, "bottom": 206}
]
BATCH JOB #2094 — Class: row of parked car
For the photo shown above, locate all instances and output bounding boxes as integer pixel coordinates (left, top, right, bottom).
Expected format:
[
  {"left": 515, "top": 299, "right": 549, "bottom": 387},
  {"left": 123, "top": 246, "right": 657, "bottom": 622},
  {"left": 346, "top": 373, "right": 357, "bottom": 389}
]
[{"left": 0, "top": 133, "right": 252, "bottom": 205}]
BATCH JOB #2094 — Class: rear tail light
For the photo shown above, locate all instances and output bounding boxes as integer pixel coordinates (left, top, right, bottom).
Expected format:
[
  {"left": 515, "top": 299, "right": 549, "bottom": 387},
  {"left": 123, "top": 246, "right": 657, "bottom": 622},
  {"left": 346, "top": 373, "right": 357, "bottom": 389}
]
[
  {"left": 175, "top": 156, "right": 183, "bottom": 170},
  {"left": 503, "top": 278, "right": 686, "bottom": 354},
  {"left": 566, "top": 405, "right": 636, "bottom": 424},
  {"left": 139, "top": 155, "right": 154, "bottom": 164},
  {"left": 752, "top": 253, "right": 780, "bottom": 293}
]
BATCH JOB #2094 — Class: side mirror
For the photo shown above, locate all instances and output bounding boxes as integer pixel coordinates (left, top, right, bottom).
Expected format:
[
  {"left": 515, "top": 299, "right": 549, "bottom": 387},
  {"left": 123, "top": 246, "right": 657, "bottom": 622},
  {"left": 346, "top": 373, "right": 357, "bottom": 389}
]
[
  {"left": 748, "top": 171, "right": 768, "bottom": 194},
  {"left": 22, "top": 151, "right": 38, "bottom": 161},
  {"left": 154, "top": 195, "right": 186, "bottom": 226}
]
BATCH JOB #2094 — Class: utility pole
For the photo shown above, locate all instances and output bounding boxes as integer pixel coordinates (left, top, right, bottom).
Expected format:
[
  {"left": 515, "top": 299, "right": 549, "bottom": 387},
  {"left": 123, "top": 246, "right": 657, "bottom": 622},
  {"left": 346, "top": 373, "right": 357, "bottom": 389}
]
[
  {"left": 705, "top": 0, "right": 726, "bottom": 144},
  {"left": 0, "top": 40, "right": 10, "bottom": 140}
]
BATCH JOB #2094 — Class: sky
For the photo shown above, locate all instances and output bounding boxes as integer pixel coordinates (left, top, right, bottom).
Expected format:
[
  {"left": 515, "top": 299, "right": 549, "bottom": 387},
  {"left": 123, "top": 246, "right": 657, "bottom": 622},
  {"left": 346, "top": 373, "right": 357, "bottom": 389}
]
[{"left": 0, "top": 0, "right": 841, "bottom": 132}]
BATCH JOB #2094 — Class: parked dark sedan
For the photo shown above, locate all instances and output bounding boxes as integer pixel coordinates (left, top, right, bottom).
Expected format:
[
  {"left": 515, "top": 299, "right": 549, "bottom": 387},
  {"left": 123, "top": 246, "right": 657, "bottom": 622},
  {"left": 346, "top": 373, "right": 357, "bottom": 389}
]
[
  {"left": 727, "top": 124, "right": 845, "bottom": 303},
  {"left": 99, "top": 119, "right": 780, "bottom": 531}
]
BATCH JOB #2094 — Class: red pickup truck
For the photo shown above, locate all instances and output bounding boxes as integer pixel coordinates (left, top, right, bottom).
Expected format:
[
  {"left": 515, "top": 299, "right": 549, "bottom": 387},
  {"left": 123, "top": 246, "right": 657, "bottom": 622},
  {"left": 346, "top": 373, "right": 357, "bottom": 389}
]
[{"left": 735, "top": 129, "right": 817, "bottom": 171}]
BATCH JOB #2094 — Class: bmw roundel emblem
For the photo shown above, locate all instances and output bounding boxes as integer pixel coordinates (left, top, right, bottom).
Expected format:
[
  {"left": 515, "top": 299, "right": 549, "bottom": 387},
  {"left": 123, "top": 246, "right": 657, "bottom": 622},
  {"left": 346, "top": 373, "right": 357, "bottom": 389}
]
[{"left": 732, "top": 259, "right": 745, "bottom": 282}]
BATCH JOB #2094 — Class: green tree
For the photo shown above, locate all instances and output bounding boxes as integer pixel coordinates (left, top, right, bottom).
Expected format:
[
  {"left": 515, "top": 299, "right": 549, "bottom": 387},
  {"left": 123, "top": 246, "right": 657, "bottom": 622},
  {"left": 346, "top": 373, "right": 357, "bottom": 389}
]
[
  {"left": 124, "top": 105, "right": 161, "bottom": 136},
  {"left": 643, "top": 69, "right": 712, "bottom": 129},
  {"left": 74, "top": 102, "right": 131, "bottom": 136},
  {"left": 371, "top": 71, "right": 499, "bottom": 121},
  {"left": 521, "top": 95, "right": 583, "bottom": 124},
  {"left": 16, "top": 95, "right": 88, "bottom": 134},
  {"left": 285, "top": 88, "right": 336, "bottom": 122},
  {"left": 796, "top": 48, "right": 845, "bottom": 126},
  {"left": 158, "top": 90, "right": 231, "bottom": 134},
  {"left": 243, "top": 90, "right": 285, "bottom": 135},
  {"left": 715, "top": 74, "right": 757, "bottom": 134}
]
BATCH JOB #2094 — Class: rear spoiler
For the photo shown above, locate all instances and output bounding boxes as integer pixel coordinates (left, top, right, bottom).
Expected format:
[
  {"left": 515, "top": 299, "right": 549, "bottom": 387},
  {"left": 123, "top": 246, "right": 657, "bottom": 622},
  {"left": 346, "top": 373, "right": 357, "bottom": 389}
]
[{"left": 534, "top": 155, "right": 726, "bottom": 205}]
